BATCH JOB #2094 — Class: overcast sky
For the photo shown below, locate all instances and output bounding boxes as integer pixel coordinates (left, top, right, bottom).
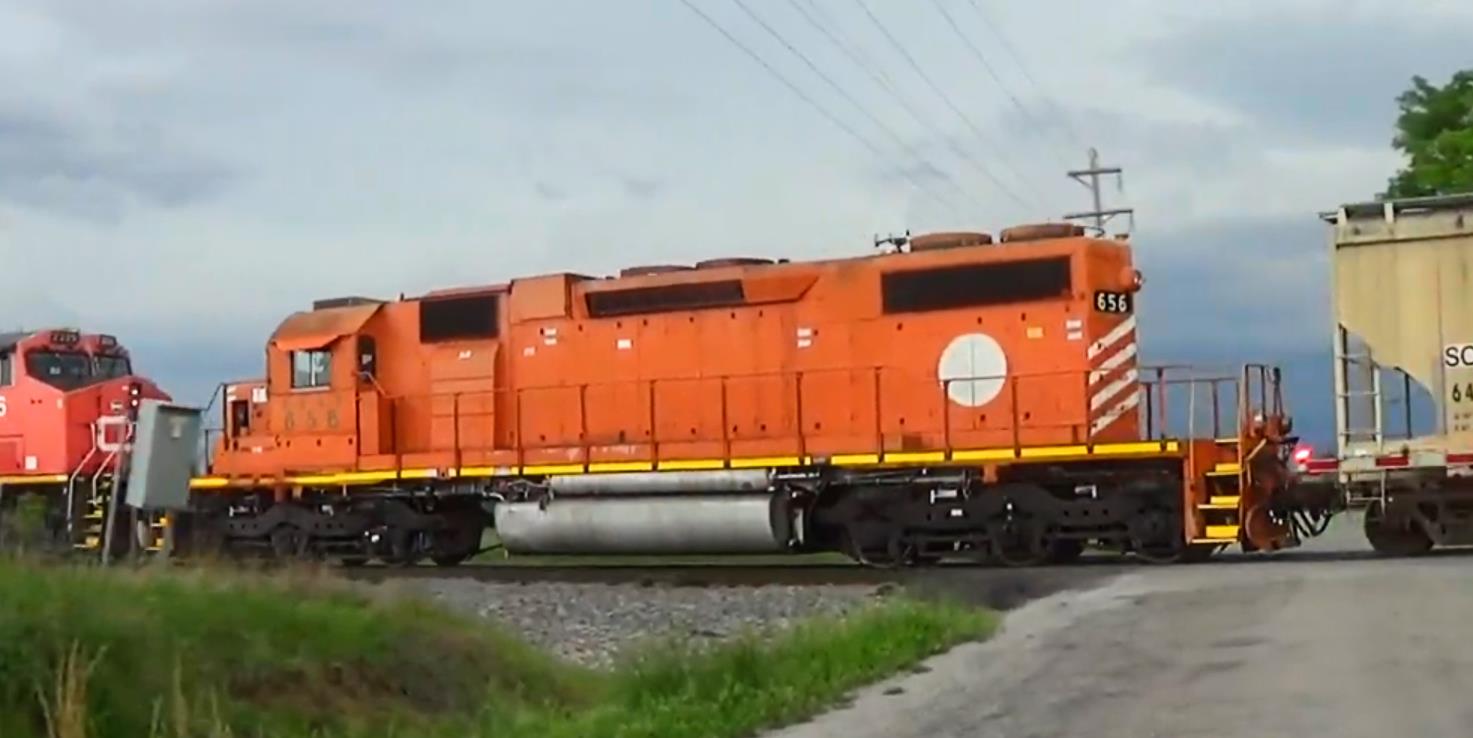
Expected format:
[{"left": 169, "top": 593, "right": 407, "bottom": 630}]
[{"left": 1, "top": 0, "right": 1468, "bottom": 439}]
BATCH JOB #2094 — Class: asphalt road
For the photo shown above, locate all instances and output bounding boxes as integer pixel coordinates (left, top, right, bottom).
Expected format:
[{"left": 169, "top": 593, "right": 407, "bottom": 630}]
[{"left": 769, "top": 512, "right": 1473, "bottom": 738}]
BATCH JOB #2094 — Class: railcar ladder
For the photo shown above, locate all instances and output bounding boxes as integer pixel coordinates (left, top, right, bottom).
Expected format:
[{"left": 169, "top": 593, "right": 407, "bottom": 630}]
[{"left": 1335, "top": 331, "right": 1390, "bottom": 507}]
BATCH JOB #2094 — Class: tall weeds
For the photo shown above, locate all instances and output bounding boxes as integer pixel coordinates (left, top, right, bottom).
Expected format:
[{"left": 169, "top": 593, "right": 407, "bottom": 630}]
[{"left": 37, "top": 642, "right": 105, "bottom": 738}]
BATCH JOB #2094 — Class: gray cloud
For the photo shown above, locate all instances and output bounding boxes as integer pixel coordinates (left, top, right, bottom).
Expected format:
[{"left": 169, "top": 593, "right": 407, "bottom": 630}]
[
  {"left": 534, "top": 181, "right": 569, "bottom": 202},
  {"left": 1137, "top": 7, "right": 1470, "bottom": 145},
  {"left": 0, "top": 106, "right": 234, "bottom": 222},
  {"left": 620, "top": 176, "right": 663, "bottom": 200}
]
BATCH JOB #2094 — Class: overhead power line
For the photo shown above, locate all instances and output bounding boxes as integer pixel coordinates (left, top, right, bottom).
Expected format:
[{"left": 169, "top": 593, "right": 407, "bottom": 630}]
[
  {"left": 925, "top": 0, "right": 1071, "bottom": 170},
  {"left": 726, "top": 0, "right": 978, "bottom": 212},
  {"left": 791, "top": 0, "right": 902, "bottom": 99},
  {"left": 784, "top": 0, "right": 1030, "bottom": 212},
  {"left": 677, "top": 0, "right": 966, "bottom": 219},
  {"left": 848, "top": 0, "right": 1048, "bottom": 211},
  {"left": 962, "top": 0, "right": 1086, "bottom": 150}
]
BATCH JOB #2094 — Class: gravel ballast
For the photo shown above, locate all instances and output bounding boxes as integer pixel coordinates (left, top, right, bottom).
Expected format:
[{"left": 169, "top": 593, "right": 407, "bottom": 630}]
[{"left": 405, "top": 580, "right": 892, "bottom": 668}]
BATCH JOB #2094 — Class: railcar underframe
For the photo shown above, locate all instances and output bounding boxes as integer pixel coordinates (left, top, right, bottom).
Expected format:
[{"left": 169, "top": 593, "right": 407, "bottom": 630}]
[{"left": 176, "top": 447, "right": 1317, "bottom": 568}]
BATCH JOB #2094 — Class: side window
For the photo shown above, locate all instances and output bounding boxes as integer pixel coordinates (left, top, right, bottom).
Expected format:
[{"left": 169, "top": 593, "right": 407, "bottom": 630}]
[
  {"left": 0, "top": 352, "right": 10, "bottom": 387},
  {"left": 229, "top": 399, "right": 251, "bottom": 435},
  {"left": 290, "top": 349, "right": 332, "bottom": 389},
  {"left": 357, "top": 335, "right": 377, "bottom": 380}
]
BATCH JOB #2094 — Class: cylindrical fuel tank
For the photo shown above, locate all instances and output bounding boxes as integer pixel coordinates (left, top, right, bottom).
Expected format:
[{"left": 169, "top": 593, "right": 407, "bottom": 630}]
[
  {"left": 547, "top": 469, "right": 771, "bottom": 496},
  {"left": 493, "top": 494, "right": 790, "bottom": 555}
]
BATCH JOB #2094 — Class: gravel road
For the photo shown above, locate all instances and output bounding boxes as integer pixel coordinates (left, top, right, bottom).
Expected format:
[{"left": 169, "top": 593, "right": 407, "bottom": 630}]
[
  {"left": 407, "top": 579, "right": 888, "bottom": 668},
  {"left": 766, "top": 512, "right": 1473, "bottom": 738}
]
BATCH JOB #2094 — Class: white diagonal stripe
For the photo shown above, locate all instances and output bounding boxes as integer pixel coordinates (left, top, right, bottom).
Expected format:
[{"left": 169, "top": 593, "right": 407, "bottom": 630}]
[
  {"left": 1090, "top": 368, "right": 1138, "bottom": 411},
  {"left": 1091, "top": 390, "right": 1141, "bottom": 436},
  {"left": 1087, "top": 316, "right": 1136, "bottom": 359},
  {"left": 1088, "top": 342, "right": 1138, "bottom": 385}
]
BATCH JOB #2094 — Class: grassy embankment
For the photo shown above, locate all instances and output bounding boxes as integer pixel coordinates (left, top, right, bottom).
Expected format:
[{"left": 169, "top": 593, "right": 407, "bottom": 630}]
[{"left": 0, "top": 559, "right": 995, "bottom": 738}]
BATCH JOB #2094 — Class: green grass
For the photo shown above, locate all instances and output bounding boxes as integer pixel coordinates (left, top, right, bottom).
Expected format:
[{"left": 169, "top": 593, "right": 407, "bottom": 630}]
[
  {"left": 0, "top": 557, "right": 995, "bottom": 738},
  {"left": 493, "top": 597, "right": 996, "bottom": 738}
]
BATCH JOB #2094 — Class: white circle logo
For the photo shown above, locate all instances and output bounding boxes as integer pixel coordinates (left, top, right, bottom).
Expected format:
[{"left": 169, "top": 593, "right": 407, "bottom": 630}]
[{"left": 937, "top": 333, "right": 1008, "bottom": 407}]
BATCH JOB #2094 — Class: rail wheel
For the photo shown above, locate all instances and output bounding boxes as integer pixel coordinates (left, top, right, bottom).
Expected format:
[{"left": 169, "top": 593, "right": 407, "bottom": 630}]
[
  {"left": 1129, "top": 508, "right": 1185, "bottom": 564},
  {"left": 269, "top": 524, "right": 310, "bottom": 559},
  {"left": 991, "top": 524, "right": 1048, "bottom": 567},
  {"left": 1181, "top": 543, "right": 1225, "bottom": 563},
  {"left": 1364, "top": 500, "right": 1432, "bottom": 556},
  {"left": 1045, "top": 538, "right": 1085, "bottom": 564}
]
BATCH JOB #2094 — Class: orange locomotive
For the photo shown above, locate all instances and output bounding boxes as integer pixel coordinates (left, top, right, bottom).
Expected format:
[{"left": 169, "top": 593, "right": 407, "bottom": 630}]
[
  {"left": 190, "top": 224, "right": 1333, "bottom": 565},
  {"left": 0, "top": 328, "right": 171, "bottom": 551}
]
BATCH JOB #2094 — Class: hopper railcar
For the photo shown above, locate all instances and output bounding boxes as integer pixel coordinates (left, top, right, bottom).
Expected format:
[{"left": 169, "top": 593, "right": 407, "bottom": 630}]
[
  {"left": 0, "top": 328, "right": 171, "bottom": 552},
  {"left": 187, "top": 224, "right": 1334, "bottom": 566}
]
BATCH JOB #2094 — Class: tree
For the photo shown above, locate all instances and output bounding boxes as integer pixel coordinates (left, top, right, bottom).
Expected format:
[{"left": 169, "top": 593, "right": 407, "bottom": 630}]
[{"left": 1383, "top": 70, "right": 1473, "bottom": 199}]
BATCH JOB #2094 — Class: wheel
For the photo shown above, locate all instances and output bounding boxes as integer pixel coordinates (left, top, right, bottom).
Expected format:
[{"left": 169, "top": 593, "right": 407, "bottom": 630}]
[
  {"left": 991, "top": 524, "right": 1048, "bottom": 567},
  {"left": 1045, "top": 538, "right": 1085, "bottom": 564},
  {"left": 1181, "top": 543, "right": 1224, "bottom": 563},
  {"left": 431, "top": 551, "right": 472, "bottom": 567},
  {"left": 268, "top": 524, "right": 309, "bottom": 559},
  {"left": 1128, "top": 507, "right": 1186, "bottom": 564},
  {"left": 1364, "top": 501, "right": 1432, "bottom": 556},
  {"left": 1133, "top": 540, "right": 1185, "bottom": 564}
]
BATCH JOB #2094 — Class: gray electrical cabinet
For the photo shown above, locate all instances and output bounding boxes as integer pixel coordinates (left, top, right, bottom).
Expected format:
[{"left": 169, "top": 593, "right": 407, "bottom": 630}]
[{"left": 124, "top": 399, "right": 203, "bottom": 511}]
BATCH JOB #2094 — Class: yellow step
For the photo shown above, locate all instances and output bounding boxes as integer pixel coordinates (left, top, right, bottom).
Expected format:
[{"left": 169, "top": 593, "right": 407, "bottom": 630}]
[
  {"left": 1207, "top": 462, "right": 1241, "bottom": 477},
  {"left": 1209, "top": 495, "right": 1239, "bottom": 507},
  {"left": 1193, "top": 524, "right": 1240, "bottom": 543}
]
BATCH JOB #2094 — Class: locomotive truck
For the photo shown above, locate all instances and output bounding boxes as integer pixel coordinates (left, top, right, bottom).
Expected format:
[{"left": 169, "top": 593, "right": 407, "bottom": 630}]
[
  {"left": 184, "top": 222, "right": 1338, "bottom": 566},
  {"left": 0, "top": 328, "right": 171, "bottom": 552}
]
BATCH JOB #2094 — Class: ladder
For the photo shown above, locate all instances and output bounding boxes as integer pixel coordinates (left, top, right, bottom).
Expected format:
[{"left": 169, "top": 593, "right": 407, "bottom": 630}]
[
  {"left": 1193, "top": 437, "right": 1244, "bottom": 544},
  {"left": 1334, "top": 327, "right": 1390, "bottom": 507}
]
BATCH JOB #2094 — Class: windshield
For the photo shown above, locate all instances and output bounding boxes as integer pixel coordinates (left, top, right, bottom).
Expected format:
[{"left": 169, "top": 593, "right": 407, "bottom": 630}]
[
  {"left": 26, "top": 351, "right": 93, "bottom": 391},
  {"left": 95, "top": 354, "right": 132, "bottom": 379}
]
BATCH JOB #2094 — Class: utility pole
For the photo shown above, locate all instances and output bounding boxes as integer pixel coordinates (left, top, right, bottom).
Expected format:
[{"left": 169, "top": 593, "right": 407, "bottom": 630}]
[{"left": 1063, "top": 148, "right": 1134, "bottom": 235}]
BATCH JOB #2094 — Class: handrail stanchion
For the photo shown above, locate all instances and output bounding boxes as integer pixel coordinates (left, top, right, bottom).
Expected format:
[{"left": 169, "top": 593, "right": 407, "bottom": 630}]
[
  {"left": 1010, "top": 379, "right": 1021, "bottom": 456},
  {"left": 1155, "top": 367, "right": 1167, "bottom": 445},
  {"left": 1211, "top": 379, "right": 1221, "bottom": 439},
  {"left": 795, "top": 371, "right": 806, "bottom": 461},
  {"left": 1082, "top": 369, "right": 1093, "bottom": 446},
  {"left": 873, "top": 368, "right": 884, "bottom": 458},
  {"left": 720, "top": 377, "right": 730, "bottom": 461},
  {"left": 514, "top": 389, "right": 524, "bottom": 470},
  {"left": 648, "top": 379, "right": 659, "bottom": 464},
  {"left": 941, "top": 377, "right": 951, "bottom": 458},
  {"left": 578, "top": 384, "right": 588, "bottom": 466}
]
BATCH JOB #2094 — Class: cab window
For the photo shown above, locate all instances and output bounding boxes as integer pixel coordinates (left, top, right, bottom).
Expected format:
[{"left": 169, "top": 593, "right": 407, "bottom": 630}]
[
  {"left": 0, "top": 352, "right": 11, "bottom": 387},
  {"left": 94, "top": 354, "right": 132, "bottom": 380},
  {"left": 291, "top": 349, "right": 332, "bottom": 389},
  {"left": 26, "top": 351, "right": 93, "bottom": 390}
]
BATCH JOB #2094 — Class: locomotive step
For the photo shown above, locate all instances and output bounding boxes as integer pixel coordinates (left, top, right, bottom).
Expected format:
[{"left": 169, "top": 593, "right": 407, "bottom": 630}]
[
  {"left": 1195, "top": 494, "right": 1241, "bottom": 511},
  {"left": 1192, "top": 524, "right": 1241, "bottom": 543},
  {"left": 1206, "top": 462, "right": 1241, "bottom": 477}
]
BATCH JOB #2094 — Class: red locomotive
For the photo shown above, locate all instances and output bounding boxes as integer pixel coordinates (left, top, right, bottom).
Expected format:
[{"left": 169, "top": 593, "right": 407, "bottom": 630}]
[
  {"left": 187, "top": 223, "right": 1337, "bottom": 566},
  {"left": 0, "top": 328, "right": 171, "bottom": 550}
]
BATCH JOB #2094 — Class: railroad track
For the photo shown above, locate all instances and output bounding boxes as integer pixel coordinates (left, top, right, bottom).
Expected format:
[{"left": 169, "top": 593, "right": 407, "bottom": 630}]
[{"left": 339, "top": 563, "right": 910, "bottom": 587}]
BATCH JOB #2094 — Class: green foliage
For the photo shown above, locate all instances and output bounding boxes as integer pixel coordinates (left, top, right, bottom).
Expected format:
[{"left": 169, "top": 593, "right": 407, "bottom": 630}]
[
  {"left": 0, "top": 560, "right": 592, "bottom": 738},
  {"left": 0, "top": 559, "right": 993, "bottom": 738},
  {"left": 495, "top": 597, "right": 996, "bottom": 738},
  {"left": 1385, "top": 70, "right": 1473, "bottom": 199}
]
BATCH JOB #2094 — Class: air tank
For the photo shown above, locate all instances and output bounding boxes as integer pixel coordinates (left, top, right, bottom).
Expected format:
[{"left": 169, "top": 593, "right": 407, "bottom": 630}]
[
  {"left": 547, "top": 469, "right": 771, "bottom": 496},
  {"left": 492, "top": 493, "right": 795, "bottom": 555}
]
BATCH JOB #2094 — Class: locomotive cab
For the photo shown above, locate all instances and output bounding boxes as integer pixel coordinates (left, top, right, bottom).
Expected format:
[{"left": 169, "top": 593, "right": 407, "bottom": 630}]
[{"left": 0, "top": 329, "right": 169, "bottom": 480}]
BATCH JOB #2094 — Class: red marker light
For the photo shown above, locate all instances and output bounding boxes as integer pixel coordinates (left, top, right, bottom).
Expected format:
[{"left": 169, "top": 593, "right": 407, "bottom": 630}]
[{"left": 1293, "top": 447, "right": 1312, "bottom": 463}]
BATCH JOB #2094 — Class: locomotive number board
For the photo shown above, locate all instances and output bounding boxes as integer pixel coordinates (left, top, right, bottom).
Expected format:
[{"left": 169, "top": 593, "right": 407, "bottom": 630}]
[{"left": 1093, "top": 290, "right": 1133, "bottom": 314}]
